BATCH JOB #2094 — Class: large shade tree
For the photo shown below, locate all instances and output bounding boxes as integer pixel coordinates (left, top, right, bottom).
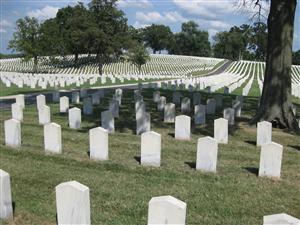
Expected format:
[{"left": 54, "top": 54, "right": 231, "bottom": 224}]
[
  {"left": 143, "top": 24, "right": 173, "bottom": 54},
  {"left": 252, "top": 0, "right": 298, "bottom": 131},
  {"left": 88, "top": 0, "right": 129, "bottom": 75},
  {"left": 8, "top": 17, "right": 42, "bottom": 73},
  {"left": 56, "top": 3, "right": 91, "bottom": 65},
  {"left": 172, "top": 21, "right": 211, "bottom": 57}
]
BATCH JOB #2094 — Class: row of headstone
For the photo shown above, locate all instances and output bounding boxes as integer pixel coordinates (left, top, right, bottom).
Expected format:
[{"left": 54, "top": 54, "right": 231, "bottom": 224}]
[
  {"left": 155, "top": 91, "right": 221, "bottom": 117},
  {"left": 2, "top": 172, "right": 299, "bottom": 224},
  {"left": 4, "top": 116, "right": 283, "bottom": 178}
]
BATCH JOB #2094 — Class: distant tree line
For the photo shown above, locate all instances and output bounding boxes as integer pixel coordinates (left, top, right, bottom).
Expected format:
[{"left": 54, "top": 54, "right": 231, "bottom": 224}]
[{"left": 6, "top": 0, "right": 300, "bottom": 74}]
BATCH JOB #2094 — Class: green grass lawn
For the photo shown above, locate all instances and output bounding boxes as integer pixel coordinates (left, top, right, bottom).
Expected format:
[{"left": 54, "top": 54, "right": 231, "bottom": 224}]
[{"left": 0, "top": 88, "right": 300, "bottom": 225}]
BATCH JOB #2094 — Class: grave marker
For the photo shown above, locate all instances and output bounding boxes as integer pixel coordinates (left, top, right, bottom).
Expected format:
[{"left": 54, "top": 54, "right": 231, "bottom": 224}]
[
  {"left": 89, "top": 127, "right": 109, "bottom": 160},
  {"left": 196, "top": 136, "right": 218, "bottom": 172},
  {"left": 148, "top": 196, "right": 186, "bottom": 225},
  {"left": 5, "top": 119, "right": 21, "bottom": 148},
  {"left": 0, "top": 169, "right": 13, "bottom": 220},
  {"left": 257, "top": 121, "right": 272, "bottom": 146},
  {"left": 259, "top": 142, "right": 283, "bottom": 179},
  {"left": 175, "top": 115, "right": 191, "bottom": 140},
  {"left": 141, "top": 131, "right": 161, "bottom": 167},
  {"left": 56, "top": 181, "right": 91, "bottom": 225},
  {"left": 69, "top": 107, "right": 81, "bottom": 129},
  {"left": 164, "top": 103, "right": 175, "bottom": 123},
  {"left": 101, "top": 111, "right": 114, "bottom": 133},
  {"left": 44, "top": 123, "right": 62, "bottom": 153}
]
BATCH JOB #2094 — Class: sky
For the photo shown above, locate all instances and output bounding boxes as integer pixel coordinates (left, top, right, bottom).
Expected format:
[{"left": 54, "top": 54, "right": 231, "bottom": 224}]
[{"left": 1, "top": 0, "right": 300, "bottom": 54}]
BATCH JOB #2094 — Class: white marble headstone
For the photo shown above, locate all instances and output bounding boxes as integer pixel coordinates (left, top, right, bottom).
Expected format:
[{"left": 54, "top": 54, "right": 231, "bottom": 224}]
[
  {"left": 36, "top": 94, "right": 46, "bottom": 109},
  {"left": 148, "top": 195, "right": 186, "bottom": 225},
  {"left": 257, "top": 121, "right": 272, "bottom": 146},
  {"left": 101, "top": 111, "right": 114, "bottom": 133},
  {"left": 164, "top": 103, "right": 175, "bottom": 123},
  {"left": 181, "top": 97, "right": 191, "bottom": 114},
  {"left": 214, "top": 118, "right": 228, "bottom": 144},
  {"left": 38, "top": 105, "right": 51, "bottom": 125},
  {"left": 69, "top": 107, "right": 81, "bottom": 129},
  {"left": 0, "top": 169, "right": 13, "bottom": 220},
  {"left": 5, "top": 119, "right": 21, "bottom": 148},
  {"left": 141, "top": 131, "right": 161, "bottom": 167},
  {"left": 136, "top": 112, "right": 151, "bottom": 135},
  {"left": 259, "top": 142, "right": 283, "bottom": 179},
  {"left": 157, "top": 96, "right": 166, "bottom": 111},
  {"left": 56, "top": 181, "right": 91, "bottom": 225},
  {"left": 16, "top": 94, "right": 25, "bottom": 109},
  {"left": 196, "top": 136, "right": 218, "bottom": 172},
  {"left": 44, "top": 123, "right": 62, "bottom": 153},
  {"left": 223, "top": 108, "right": 235, "bottom": 125},
  {"left": 60, "top": 96, "right": 69, "bottom": 113},
  {"left": 175, "top": 115, "right": 191, "bottom": 140},
  {"left": 194, "top": 104, "right": 206, "bottom": 125},
  {"left": 11, "top": 103, "right": 23, "bottom": 122},
  {"left": 89, "top": 127, "right": 109, "bottom": 160},
  {"left": 263, "top": 213, "right": 300, "bottom": 225}
]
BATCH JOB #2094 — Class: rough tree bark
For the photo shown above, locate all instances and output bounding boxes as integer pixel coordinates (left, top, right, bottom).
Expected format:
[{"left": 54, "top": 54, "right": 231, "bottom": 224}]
[
  {"left": 74, "top": 53, "right": 79, "bottom": 66},
  {"left": 33, "top": 56, "right": 38, "bottom": 75},
  {"left": 97, "top": 54, "right": 103, "bottom": 76},
  {"left": 254, "top": 0, "right": 299, "bottom": 131}
]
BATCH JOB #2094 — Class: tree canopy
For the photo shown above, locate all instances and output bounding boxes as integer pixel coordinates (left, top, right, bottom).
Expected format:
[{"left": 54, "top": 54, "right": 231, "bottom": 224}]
[
  {"left": 8, "top": 17, "right": 42, "bottom": 73},
  {"left": 170, "top": 21, "right": 211, "bottom": 57},
  {"left": 143, "top": 24, "right": 173, "bottom": 54}
]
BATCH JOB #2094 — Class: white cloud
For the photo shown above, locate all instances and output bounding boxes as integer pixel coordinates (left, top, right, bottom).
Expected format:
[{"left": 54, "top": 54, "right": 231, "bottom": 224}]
[
  {"left": 173, "top": 0, "right": 237, "bottom": 19},
  {"left": 136, "top": 11, "right": 188, "bottom": 24},
  {"left": 173, "top": 0, "right": 269, "bottom": 20},
  {"left": 118, "top": 0, "right": 152, "bottom": 9},
  {"left": 27, "top": 5, "right": 59, "bottom": 20},
  {"left": 0, "top": 20, "right": 13, "bottom": 33}
]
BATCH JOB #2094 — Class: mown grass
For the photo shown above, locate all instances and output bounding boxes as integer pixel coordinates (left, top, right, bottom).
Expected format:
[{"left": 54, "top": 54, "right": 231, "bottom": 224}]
[{"left": 0, "top": 88, "right": 299, "bottom": 225}]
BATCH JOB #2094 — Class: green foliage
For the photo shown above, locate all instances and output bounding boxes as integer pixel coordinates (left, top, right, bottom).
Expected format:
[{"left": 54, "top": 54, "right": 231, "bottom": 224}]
[
  {"left": 170, "top": 21, "right": 211, "bottom": 57},
  {"left": 127, "top": 45, "right": 150, "bottom": 73},
  {"left": 8, "top": 17, "right": 42, "bottom": 73},
  {"left": 39, "top": 18, "right": 62, "bottom": 57},
  {"left": 213, "top": 23, "right": 268, "bottom": 61},
  {"left": 143, "top": 24, "right": 173, "bottom": 53},
  {"left": 293, "top": 50, "right": 300, "bottom": 65},
  {"left": 88, "top": 0, "right": 129, "bottom": 74},
  {"left": 55, "top": 3, "right": 91, "bottom": 64},
  {"left": 248, "top": 22, "right": 268, "bottom": 61}
]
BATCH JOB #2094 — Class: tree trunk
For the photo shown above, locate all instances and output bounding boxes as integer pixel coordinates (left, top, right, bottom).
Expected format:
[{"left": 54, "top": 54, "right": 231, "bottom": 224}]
[
  {"left": 33, "top": 56, "right": 38, "bottom": 74},
  {"left": 74, "top": 53, "right": 79, "bottom": 66},
  {"left": 97, "top": 54, "right": 103, "bottom": 76},
  {"left": 254, "top": 0, "right": 299, "bottom": 131}
]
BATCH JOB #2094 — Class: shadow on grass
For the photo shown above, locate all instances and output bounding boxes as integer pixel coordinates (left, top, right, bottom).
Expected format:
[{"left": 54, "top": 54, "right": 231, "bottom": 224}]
[
  {"left": 245, "top": 140, "right": 257, "bottom": 146},
  {"left": 288, "top": 145, "right": 300, "bottom": 151},
  {"left": 243, "top": 167, "right": 259, "bottom": 176},
  {"left": 185, "top": 161, "right": 196, "bottom": 169},
  {"left": 134, "top": 156, "right": 141, "bottom": 164}
]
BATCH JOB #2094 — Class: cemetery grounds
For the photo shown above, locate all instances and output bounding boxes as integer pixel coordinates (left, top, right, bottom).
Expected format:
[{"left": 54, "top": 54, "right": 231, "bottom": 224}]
[{"left": 0, "top": 56, "right": 300, "bottom": 224}]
